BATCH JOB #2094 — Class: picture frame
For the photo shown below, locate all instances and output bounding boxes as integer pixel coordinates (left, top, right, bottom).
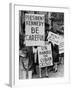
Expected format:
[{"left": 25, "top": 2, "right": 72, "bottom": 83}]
[{"left": 9, "top": 3, "right": 70, "bottom": 87}]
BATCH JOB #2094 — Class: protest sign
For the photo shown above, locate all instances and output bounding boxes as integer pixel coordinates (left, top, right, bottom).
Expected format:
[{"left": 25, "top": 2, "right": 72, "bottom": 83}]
[
  {"left": 47, "top": 32, "right": 61, "bottom": 45},
  {"left": 59, "top": 38, "right": 64, "bottom": 54},
  {"left": 25, "top": 14, "right": 45, "bottom": 46},
  {"left": 38, "top": 43, "right": 53, "bottom": 67}
]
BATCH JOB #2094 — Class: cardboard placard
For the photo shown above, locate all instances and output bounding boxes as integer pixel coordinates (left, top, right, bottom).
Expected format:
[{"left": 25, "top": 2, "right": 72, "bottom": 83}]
[
  {"left": 25, "top": 14, "right": 45, "bottom": 46},
  {"left": 38, "top": 43, "right": 53, "bottom": 67},
  {"left": 47, "top": 32, "right": 61, "bottom": 45},
  {"left": 59, "top": 39, "right": 64, "bottom": 54}
]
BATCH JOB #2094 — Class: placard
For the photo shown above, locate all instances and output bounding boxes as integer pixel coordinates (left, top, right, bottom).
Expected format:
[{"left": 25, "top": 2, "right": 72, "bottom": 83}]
[
  {"left": 25, "top": 14, "right": 45, "bottom": 46},
  {"left": 38, "top": 43, "right": 53, "bottom": 67},
  {"left": 59, "top": 39, "right": 64, "bottom": 54},
  {"left": 47, "top": 31, "right": 61, "bottom": 45}
]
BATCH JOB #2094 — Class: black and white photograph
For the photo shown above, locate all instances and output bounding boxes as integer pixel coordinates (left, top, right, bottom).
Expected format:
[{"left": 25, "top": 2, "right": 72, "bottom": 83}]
[{"left": 19, "top": 10, "right": 64, "bottom": 79}]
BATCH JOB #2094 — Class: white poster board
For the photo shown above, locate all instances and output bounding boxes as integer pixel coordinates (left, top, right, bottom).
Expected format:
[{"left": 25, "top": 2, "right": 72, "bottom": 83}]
[
  {"left": 25, "top": 14, "right": 45, "bottom": 46},
  {"left": 59, "top": 38, "right": 64, "bottom": 54},
  {"left": 38, "top": 43, "right": 53, "bottom": 68},
  {"left": 47, "top": 32, "right": 61, "bottom": 45}
]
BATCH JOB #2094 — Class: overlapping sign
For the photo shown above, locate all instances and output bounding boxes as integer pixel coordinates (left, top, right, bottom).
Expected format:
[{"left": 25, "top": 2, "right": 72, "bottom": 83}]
[
  {"left": 47, "top": 31, "right": 64, "bottom": 54},
  {"left": 59, "top": 38, "right": 64, "bottom": 54},
  {"left": 25, "top": 14, "right": 45, "bottom": 46},
  {"left": 47, "top": 31, "right": 61, "bottom": 45},
  {"left": 38, "top": 43, "right": 53, "bottom": 67}
]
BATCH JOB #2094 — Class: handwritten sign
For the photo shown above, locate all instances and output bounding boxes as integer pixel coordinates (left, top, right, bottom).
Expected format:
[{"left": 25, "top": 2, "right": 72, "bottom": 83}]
[
  {"left": 25, "top": 14, "right": 45, "bottom": 46},
  {"left": 38, "top": 43, "right": 53, "bottom": 67},
  {"left": 59, "top": 38, "right": 64, "bottom": 54},
  {"left": 47, "top": 32, "right": 61, "bottom": 45}
]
